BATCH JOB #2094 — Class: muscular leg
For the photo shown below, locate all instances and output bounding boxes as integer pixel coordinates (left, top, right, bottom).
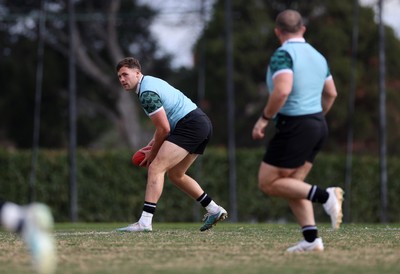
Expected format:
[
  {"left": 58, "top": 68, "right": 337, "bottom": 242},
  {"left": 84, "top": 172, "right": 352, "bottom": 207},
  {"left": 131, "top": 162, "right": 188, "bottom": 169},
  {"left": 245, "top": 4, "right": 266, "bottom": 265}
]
[
  {"left": 167, "top": 153, "right": 205, "bottom": 199},
  {"left": 258, "top": 161, "right": 315, "bottom": 226},
  {"left": 145, "top": 141, "right": 190, "bottom": 203},
  {"left": 287, "top": 162, "right": 315, "bottom": 227},
  {"left": 117, "top": 141, "right": 195, "bottom": 232}
]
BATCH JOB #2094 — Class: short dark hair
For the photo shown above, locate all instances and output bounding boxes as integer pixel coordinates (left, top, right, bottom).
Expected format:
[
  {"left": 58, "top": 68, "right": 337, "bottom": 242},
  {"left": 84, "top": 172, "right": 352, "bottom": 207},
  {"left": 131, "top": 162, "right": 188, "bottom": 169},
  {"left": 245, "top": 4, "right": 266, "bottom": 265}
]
[
  {"left": 275, "top": 9, "right": 303, "bottom": 34},
  {"left": 116, "top": 57, "right": 141, "bottom": 72}
]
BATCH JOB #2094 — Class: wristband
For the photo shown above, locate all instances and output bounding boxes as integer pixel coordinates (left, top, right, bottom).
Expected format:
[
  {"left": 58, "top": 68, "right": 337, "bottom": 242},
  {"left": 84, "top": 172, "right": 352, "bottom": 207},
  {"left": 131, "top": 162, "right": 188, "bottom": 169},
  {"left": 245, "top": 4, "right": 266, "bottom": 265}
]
[{"left": 261, "top": 113, "right": 272, "bottom": 121}]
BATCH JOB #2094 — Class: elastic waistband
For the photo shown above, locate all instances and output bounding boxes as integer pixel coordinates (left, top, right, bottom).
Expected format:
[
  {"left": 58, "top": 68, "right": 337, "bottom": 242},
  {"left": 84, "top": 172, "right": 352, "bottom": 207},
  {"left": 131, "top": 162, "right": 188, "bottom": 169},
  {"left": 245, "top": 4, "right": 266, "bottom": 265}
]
[
  {"left": 277, "top": 112, "right": 323, "bottom": 121},
  {"left": 178, "top": 108, "right": 205, "bottom": 122}
]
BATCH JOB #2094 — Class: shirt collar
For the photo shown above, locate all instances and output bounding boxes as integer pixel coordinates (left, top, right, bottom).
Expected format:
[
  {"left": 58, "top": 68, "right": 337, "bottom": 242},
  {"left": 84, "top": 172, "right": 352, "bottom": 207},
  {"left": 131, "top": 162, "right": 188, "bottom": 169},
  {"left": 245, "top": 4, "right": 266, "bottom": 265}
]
[
  {"left": 135, "top": 75, "right": 144, "bottom": 95},
  {"left": 283, "top": 37, "right": 306, "bottom": 45}
]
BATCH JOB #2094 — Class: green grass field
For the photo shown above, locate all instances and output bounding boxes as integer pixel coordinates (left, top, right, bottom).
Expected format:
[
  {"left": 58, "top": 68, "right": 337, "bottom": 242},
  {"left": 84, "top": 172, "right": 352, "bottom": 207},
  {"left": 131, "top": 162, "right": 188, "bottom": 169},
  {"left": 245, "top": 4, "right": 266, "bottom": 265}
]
[{"left": 0, "top": 222, "right": 399, "bottom": 274}]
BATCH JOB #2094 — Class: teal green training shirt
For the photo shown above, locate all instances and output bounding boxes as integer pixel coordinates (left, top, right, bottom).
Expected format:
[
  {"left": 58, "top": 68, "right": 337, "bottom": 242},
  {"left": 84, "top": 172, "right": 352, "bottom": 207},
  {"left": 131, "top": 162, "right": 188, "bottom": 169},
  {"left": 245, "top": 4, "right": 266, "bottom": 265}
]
[
  {"left": 266, "top": 38, "right": 332, "bottom": 116},
  {"left": 137, "top": 75, "right": 197, "bottom": 131}
]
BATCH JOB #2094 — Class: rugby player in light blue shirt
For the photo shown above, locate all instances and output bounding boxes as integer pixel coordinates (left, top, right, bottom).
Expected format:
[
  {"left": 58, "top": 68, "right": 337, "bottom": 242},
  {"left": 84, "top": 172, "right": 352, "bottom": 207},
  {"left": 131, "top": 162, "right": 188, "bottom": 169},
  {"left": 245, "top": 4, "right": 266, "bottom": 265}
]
[
  {"left": 266, "top": 37, "right": 332, "bottom": 116},
  {"left": 116, "top": 57, "right": 227, "bottom": 232},
  {"left": 252, "top": 9, "right": 343, "bottom": 253},
  {"left": 138, "top": 75, "right": 197, "bottom": 132}
]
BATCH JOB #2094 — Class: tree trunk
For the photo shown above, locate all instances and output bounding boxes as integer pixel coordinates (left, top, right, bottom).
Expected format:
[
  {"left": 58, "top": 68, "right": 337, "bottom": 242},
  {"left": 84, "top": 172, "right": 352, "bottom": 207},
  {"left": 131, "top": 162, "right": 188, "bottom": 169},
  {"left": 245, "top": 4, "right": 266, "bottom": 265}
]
[{"left": 69, "top": 0, "right": 145, "bottom": 149}]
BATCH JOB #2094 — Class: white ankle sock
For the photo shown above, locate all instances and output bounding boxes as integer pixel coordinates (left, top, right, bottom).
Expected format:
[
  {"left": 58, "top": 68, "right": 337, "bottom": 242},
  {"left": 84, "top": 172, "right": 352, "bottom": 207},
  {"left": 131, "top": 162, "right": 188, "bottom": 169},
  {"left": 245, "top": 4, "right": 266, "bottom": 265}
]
[
  {"left": 205, "top": 201, "right": 220, "bottom": 214},
  {"left": 139, "top": 211, "right": 153, "bottom": 227}
]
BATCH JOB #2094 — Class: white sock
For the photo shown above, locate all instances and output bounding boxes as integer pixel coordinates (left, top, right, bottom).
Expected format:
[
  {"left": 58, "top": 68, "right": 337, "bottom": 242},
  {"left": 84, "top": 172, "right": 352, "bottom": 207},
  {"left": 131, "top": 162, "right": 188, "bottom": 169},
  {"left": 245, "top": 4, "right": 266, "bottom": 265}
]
[
  {"left": 205, "top": 201, "right": 220, "bottom": 214},
  {"left": 139, "top": 211, "right": 153, "bottom": 227},
  {"left": 1, "top": 202, "right": 24, "bottom": 232}
]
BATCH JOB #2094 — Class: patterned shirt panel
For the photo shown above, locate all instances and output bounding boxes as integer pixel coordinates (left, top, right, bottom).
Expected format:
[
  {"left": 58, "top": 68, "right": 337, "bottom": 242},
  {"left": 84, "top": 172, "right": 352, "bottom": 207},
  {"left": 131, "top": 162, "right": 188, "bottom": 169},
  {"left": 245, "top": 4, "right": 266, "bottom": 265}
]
[
  {"left": 269, "top": 50, "right": 293, "bottom": 76},
  {"left": 140, "top": 91, "right": 163, "bottom": 114}
]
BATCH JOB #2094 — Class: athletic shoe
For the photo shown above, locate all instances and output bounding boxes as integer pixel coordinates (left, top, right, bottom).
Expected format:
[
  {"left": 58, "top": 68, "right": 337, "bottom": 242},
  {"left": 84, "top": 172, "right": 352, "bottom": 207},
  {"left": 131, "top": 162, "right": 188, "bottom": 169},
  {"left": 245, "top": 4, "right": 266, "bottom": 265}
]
[
  {"left": 200, "top": 206, "right": 228, "bottom": 231},
  {"left": 22, "top": 203, "right": 57, "bottom": 274},
  {"left": 116, "top": 222, "right": 152, "bottom": 232},
  {"left": 286, "top": 238, "right": 324, "bottom": 253},
  {"left": 323, "top": 187, "right": 344, "bottom": 230}
]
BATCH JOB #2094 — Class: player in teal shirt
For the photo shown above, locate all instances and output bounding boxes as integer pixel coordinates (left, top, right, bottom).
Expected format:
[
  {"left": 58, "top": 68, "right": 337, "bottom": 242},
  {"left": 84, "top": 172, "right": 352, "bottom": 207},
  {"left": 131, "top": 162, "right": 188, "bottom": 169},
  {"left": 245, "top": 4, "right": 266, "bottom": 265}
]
[
  {"left": 266, "top": 37, "right": 332, "bottom": 116},
  {"left": 116, "top": 57, "right": 227, "bottom": 232},
  {"left": 252, "top": 10, "right": 343, "bottom": 253},
  {"left": 138, "top": 75, "right": 197, "bottom": 131}
]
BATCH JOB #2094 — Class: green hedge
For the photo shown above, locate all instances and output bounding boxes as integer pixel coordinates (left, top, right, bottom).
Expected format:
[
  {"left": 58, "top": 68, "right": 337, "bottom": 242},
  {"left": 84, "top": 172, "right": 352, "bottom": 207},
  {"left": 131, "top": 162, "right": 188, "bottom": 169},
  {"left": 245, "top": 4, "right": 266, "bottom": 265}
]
[{"left": 0, "top": 148, "right": 399, "bottom": 223}]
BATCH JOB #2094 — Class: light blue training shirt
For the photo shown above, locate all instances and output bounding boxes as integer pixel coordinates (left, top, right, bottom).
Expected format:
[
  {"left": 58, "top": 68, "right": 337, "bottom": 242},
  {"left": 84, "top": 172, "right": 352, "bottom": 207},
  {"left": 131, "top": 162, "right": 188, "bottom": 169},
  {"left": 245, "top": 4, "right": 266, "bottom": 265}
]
[
  {"left": 266, "top": 38, "right": 332, "bottom": 116},
  {"left": 137, "top": 75, "right": 197, "bottom": 131}
]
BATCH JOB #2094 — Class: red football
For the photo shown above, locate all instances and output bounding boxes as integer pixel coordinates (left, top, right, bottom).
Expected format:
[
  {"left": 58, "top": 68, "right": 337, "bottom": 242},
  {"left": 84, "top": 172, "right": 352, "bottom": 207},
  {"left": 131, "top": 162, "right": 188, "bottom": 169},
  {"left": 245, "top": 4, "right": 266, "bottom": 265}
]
[
  {"left": 131, "top": 146, "right": 151, "bottom": 167},
  {"left": 132, "top": 151, "right": 145, "bottom": 166}
]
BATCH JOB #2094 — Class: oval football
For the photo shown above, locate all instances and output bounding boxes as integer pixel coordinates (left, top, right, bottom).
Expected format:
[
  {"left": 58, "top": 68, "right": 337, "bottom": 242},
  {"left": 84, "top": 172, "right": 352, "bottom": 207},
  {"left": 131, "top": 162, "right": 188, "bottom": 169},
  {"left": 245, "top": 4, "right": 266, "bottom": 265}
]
[{"left": 131, "top": 150, "right": 145, "bottom": 166}]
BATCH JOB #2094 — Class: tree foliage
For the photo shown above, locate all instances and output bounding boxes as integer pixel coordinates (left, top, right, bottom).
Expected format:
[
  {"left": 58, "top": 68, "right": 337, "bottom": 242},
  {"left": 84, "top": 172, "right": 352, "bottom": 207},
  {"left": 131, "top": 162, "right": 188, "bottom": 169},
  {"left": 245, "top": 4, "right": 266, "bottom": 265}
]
[{"left": 0, "top": 0, "right": 172, "bottom": 149}]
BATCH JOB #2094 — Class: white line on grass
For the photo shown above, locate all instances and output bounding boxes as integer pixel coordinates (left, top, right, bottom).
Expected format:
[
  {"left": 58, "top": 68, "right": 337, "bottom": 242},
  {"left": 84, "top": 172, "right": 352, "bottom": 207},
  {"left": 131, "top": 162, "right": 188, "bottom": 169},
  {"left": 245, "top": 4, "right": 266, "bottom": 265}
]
[{"left": 55, "top": 231, "right": 115, "bottom": 237}]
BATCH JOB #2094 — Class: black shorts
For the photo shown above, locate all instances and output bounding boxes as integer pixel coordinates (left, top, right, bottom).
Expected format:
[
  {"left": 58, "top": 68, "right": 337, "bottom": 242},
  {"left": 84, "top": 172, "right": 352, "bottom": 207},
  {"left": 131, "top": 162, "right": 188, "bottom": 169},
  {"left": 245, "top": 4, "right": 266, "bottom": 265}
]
[
  {"left": 166, "top": 108, "right": 213, "bottom": 154},
  {"left": 263, "top": 112, "right": 328, "bottom": 168}
]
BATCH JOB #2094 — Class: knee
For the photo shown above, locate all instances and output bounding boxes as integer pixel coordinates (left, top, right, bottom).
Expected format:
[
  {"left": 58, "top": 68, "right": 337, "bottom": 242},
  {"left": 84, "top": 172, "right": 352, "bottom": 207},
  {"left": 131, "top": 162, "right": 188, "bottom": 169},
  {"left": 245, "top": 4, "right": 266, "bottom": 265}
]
[
  {"left": 258, "top": 179, "right": 274, "bottom": 195},
  {"left": 167, "top": 170, "right": 183, "bottom": 183},
  {"left": 147, "top": 163, "right": 166, "bottom": 182}
]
